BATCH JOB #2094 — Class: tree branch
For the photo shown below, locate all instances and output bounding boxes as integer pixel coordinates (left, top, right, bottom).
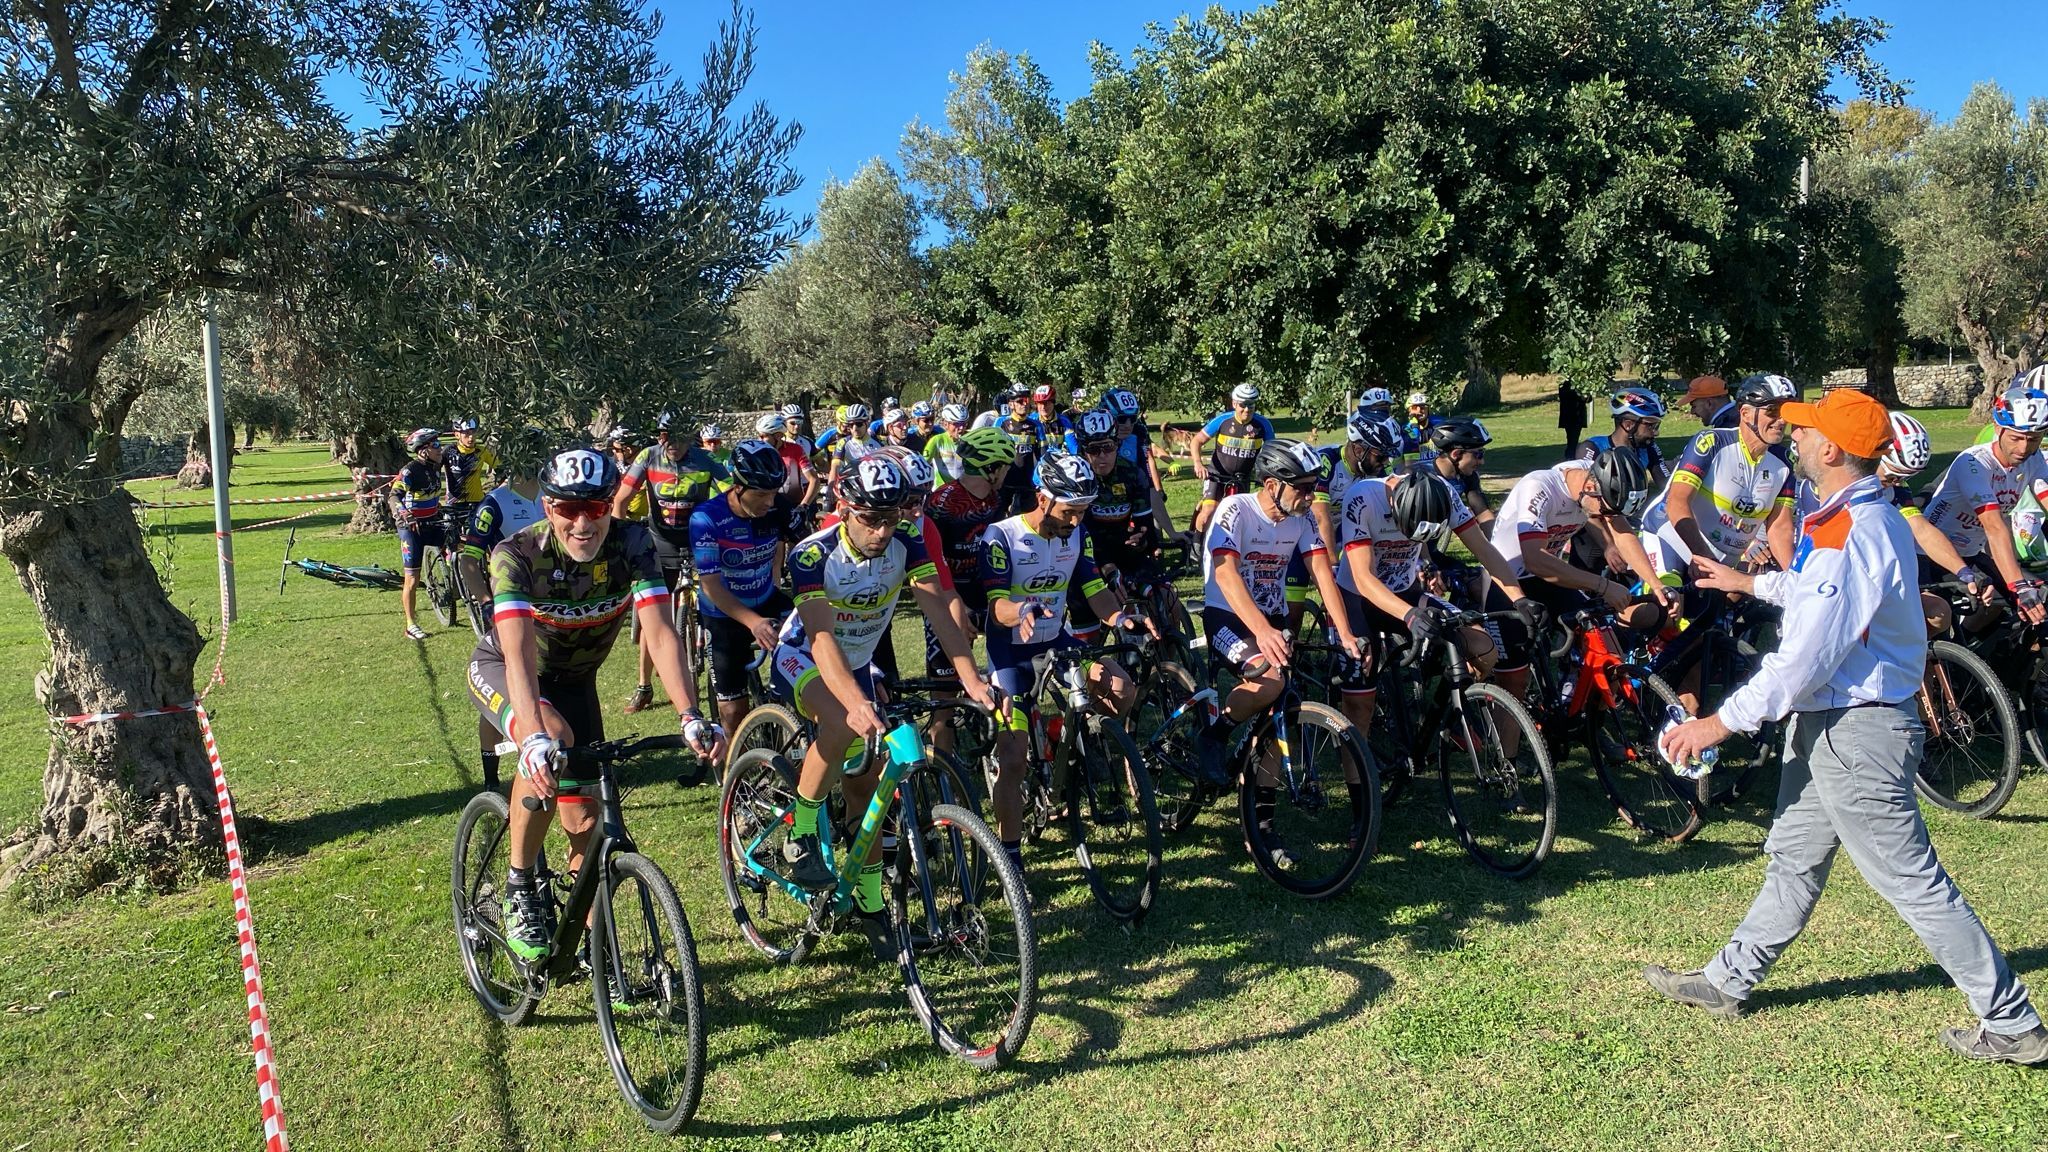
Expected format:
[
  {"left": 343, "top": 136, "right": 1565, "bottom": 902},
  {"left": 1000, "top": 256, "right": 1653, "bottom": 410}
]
[{"left": 31, "top": 0, "right": 86, "bottom": 113}]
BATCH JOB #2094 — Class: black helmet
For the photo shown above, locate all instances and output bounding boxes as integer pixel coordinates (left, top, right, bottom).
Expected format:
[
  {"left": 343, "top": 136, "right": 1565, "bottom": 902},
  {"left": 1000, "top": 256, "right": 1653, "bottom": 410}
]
[
  {"left": 1390, "top": 466, "right": 1455, "bottom": 541},
  {"left": 1254, "top": 438, "right": 1327, "bottom": 484},
  {"left": 838, "top": 454, "right": 916, "bottom": 511},
  {"left": 1733, "top": 373, "right": 1799, "bottom": 408},
  {"left": 1036, "top": 453, "right": 1100, "bottom": 504},
  {"left": 1429, "top": 418, "right": 1491, "bottom": 452},
  {"left": 1076, "top": 408, "right": 1117, "bottom": 446},
  {"left": 539, "top": 447, "right": 621, "bottom": 501},
  {"left": 727, "top": 438, "right": 788, "bottom": 491},
  {"left": 1590, "top": 448, "right": 1650, "bottom": 520}
]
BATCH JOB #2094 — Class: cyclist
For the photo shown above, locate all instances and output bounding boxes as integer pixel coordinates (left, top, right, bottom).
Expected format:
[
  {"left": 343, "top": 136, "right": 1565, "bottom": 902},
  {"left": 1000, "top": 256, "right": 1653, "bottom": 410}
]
[
  {"left": 1866, "top": 410, "right": 1990, "bottom": 636},
  {"left": 458, "top": 430, "right": 547, "bottom": 617},
  {"left": 475, "top": 447, "right": 724, "bottom": 961},
  {"left": 687, "top": 439, "right": 809, "bottom": 736},
  {"left": 993, "top": 389, "right": 1044, "bottom": 514},
  {"left": 393, "top": 427, "right": 448, "bottom": 641},
  {"left": 1575, "top": 386, "right": 1671, "bottom": 490},
  {"left": 983, "top": 454, "right": 1149, "bottom": 882},
  {"left": 908, "top": 401, "right": 936, "bottom": 445},
  {"left": 1400, "top": 392, "right": 1442, "bottom": 455},
  {"left": 773, "top": 455, "right": 995, "bottom": 957},
  {"left": 1487, "top": 449, "right": 1675, "bottom": 647},
  {"left": 1924, "top": 382, "right": 2048, "bottom": 633},
  {"left": 442, "top": 416, "right": 500, "bottom": 521},
  {"left": 1678, "top": 375, "right": 1738, "bottom": 428},
  {"left": 812, "top": 405, "right": 849, "bottom": 459},
  {"left": 614, "top": 410, "right": 730, "bottom": 713},
  {"left": 1313, "top": 413, "right": 1403, "bottom": 559},
  {"left": 1196, "top": 440, "right": 1366, "bottom": 798},
  {"left": 924, "top": 403, "right": 972, "bottom": 482},
  {"left": 1425, "top": 418, "right": 1496, "bottom": 533},
  {"left": 1028, "top": 384, "right": 1075, "bottom": 451},
  {"left": 779, "top": 403, "right": 814, "bottom": 456},
  {"left": 1638, "top": 373, "right": 1800, "bottom": 601},
  {"left": 922, "top": 428, "right": 1021, "bottom": 685},
  {"left": 883, "top": 407, "right": 925, "bottom": 453},
  {"left": 1073, "top": 409, "right": 1176, "bottom": 588},
  {"left": 698, "top": 423, "right": 729, "bottom": 468},
  {"left": 971, "top": 387, "right": 1014, "bottom": 431},
  {"left": 757, "top": 412, "right": 817, "bottom": 506},
  {"left": 822, "top": 403, "right": 881, "bottom": 509},
  {"left": 1190, "top": 383, "right": 1276, "bottom": 536},
  {"left": 1355, "top": 387, "right": 1406, "bottom": 458}
]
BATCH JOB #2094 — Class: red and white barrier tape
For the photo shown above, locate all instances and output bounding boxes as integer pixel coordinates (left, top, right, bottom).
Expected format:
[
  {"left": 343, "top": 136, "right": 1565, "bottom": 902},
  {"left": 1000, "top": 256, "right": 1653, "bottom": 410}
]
[
  {"left": 132, "top": 487, "right": 368, "bottom": 510},
  {"left": 238, "top": 485, "right": 387, "bottom": 533}
]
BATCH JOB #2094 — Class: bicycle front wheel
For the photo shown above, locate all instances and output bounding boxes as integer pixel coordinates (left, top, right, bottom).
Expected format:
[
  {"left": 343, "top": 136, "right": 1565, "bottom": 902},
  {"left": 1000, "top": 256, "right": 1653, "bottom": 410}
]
[
  {"left": 1914, "top": 639, "right": 2021, "bottom": 819},
  {"left": 728, "top": 702, "right": 804, "bottom": 771},
  {"left": 895, "top": 802, "right": 1037, "bottom": 1068},
  {"left": 1438, "top": 682, "right": 1556, "bottom": 879},
  {"left": 1063, "top": 716, "right": 1162, "bottom": 922},
  {"left": 424, "top": 550, "right": 456, "bottom": 626},
  {"left": 451, "top": 791, "right": 539, "bottom": 1024},
  {"left": 717, "top": 748, "right": 820, "bottom": 965},
  {"left": 1133, "top": 661, "right": 1206, "bottom": 833},
  {"left": 591, "top": 851, "right": 705, "bottom": 1135},
  {"left": 1239, "top": 702, "right": 1379, "bottom": 899},
  {"left": 1588, "top": 669, "right": 1705, "bottom": 843}
]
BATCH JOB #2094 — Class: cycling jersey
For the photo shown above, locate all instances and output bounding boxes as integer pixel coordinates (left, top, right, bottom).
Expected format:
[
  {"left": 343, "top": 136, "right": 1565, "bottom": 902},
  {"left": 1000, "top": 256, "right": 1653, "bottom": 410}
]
[
  {"left": 773, "top": 438, "right": 813, "bottom": 499},
  {"left": 1924, "top": 443, "right": 2048, "bottom": 558},
  {"left": 391, "top": 459, "right": 445, "bottom": 522},
  {"left": 925, "top": 480, "right": 1006, "bottom": 605},
  {"left": 1116, "top": 425, "right": 1153, "bottom": 469},
  {"left": 619, "top": 441, "right": 728, "bottom": 543},
  {"left": 687, "top": 491, "right": 806, "bottom": 618},
  {"left": 1200, "top": 412, "right": 1276, "bottom": 478},
  {"left": 777, "top": 522, "right": 939, "bottom": 669},
  {"left": 1640, "top": 428, "right": 1793, "bottom": 564},
  {"left": 1029, "top": 411, "right": 1076, "bottom": 457},
  {"left": 1336, "top": 475, "right": 1474, "bottom": 595},
  {"left": 1083, "top": 456, "right": 1158, "bottom": 566},
  {"left": 443, "top": 442, "right": 500, "bottom": 505},
  {"left": 923, "top": 431, "right": 966, "bottom": 482},
  {"left": 460, "top": 483, "right": 544, "bottom": 562},
  {"left": 1315, "top": 445, "right": 1384, "bottom": 506},
  {"left": 830, "top": 435, "right": 881, "bottom": 472},
  {"left": 486, "top": 520, "right": 668, "bottom": 678},
  {"left": 1401, "top": 415, "right": 1443, "bottom": 455},
  {"left": 980, "top": 516, "right": 1109, "bottom": 654},
  {"left": 1574, "top": 433, "right": 1667, "bottom": 480},
  {"left": 813, "top": 427, "right": 843, "bottom": 455},
  {"left": 1490, "top": 462, "right": 1596, "bottom": 578},
  {"left": 1202, "top": 492, "right": 1326, "bottom": 616},
  {"left": 996, "top": 414, "right": 1043, "bottom": 482}
]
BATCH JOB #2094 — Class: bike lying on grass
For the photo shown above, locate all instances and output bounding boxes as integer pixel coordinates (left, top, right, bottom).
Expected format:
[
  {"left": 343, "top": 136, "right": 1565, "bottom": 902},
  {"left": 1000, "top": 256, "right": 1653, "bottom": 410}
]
[{"left": 277, "top": 527, "right": 404, "bottom": 592}]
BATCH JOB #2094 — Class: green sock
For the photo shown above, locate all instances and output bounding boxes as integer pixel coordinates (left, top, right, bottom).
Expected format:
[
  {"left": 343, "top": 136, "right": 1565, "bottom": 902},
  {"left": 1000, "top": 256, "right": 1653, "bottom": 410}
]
[
  {"left": 792, "top": 793, "right": 823, "bottom": 837},
  {"left": 855, "top": 862, "right": 885, "bottom": 913}
]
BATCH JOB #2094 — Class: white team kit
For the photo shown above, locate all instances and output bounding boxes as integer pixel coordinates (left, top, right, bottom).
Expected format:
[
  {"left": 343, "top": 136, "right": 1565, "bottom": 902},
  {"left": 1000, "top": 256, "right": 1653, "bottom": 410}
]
[
  {"left": 1336, "top": 475, "right": 1473, "bottom": 595},
  {"left": 1638, "top": 428, "right": 1794, "bottom": 572},
  {"left": 1924, "top": 442, "right": 2048, "bottom": 559},
  {"left": 1490, "top": 461, "right": 1595, "bottom": 578},
  {"left": 1202, "top": 492, "right": 1326, "bottom": 617}
]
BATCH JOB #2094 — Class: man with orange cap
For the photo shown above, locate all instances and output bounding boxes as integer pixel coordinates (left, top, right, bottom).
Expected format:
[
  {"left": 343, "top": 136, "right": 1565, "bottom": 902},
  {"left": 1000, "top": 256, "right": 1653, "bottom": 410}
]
[
  {"left": 1678, "top": 375, "right": 1737, "bottom": 428},
  {"left": 1645, "top": 389, "right": 2046, "bottom": 1065}
]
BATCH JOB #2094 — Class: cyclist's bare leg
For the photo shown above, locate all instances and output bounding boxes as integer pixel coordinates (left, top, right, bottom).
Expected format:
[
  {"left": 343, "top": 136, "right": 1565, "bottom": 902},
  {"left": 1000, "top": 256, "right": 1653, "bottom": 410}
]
[
  {"left": 994, "top": 726, "right": 1028, "bottom": 842},
  {"left": 795, "top": 677, "right": 886, "bottom": 869},
  {"left": 1192, "top": 499, "right": 1217, "bottom": 537},
  {"left": 507, "top": 701, "right": 575, "bottom": 871},
  {"left": 401, "top": 570, "right": 420, "bottom": 629},
  {"left": 1924, "top": 591, "right": 1951, "bottom": 637},
  {"left": 716, "top": 693, "right": 748, "bottom": 737},
  {"left": 1084, "top": 657, "right": 1136, "bottom": 716}
]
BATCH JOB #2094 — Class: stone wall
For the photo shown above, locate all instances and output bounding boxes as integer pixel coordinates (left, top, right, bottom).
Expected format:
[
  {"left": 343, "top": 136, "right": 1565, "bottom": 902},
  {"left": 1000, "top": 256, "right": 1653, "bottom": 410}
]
[{"left": 1822, "top": 363, "right": 1982, "bottom": 408}]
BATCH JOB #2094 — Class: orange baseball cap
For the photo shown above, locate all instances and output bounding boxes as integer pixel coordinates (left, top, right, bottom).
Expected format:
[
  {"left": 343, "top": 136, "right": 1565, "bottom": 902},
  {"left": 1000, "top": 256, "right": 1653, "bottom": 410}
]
[
  {"left": 1779, "top": 389, "right": 1892, "bottom": 458},
  {"left": 1679, "top": 375, "right": 1727, "bottom": 403}
]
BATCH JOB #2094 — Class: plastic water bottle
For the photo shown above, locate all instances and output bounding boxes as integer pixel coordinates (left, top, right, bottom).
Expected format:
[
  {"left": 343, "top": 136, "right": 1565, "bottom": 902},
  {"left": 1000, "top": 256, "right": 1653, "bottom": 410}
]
[{"left": 1660, "top": 704, "right": 1718, "bottom": 780}]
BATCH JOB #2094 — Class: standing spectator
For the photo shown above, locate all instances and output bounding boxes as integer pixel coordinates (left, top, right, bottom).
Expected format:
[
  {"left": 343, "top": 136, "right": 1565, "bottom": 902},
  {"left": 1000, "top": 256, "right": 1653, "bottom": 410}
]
[
  {"left": 1649, "top": 388, "right": 2047, "bottom": 1065},
  {"left": 1558, "top": 382, "right": 1588, "bottom": 456},
  {"left": 1679, "top": 375, "right": 1737, "bottom": 428}
]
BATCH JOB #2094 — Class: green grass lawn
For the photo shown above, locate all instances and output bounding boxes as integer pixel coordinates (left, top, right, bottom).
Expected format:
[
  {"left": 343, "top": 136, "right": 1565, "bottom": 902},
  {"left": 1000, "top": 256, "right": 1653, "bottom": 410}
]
[{"left": 1, "top": 414, "right": 2045, "bottom": 1152}]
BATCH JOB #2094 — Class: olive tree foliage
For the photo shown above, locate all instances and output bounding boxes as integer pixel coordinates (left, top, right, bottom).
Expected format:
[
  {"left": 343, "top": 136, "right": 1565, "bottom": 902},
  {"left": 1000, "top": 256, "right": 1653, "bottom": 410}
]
[
  {"left": 727, "top": 158, "right": 930, "bottom": 406},
  {"left": 911, "top": 0, "right": 1891, "bottom": 416},
  {"left": 1804, "top": 99, "right": 1929, "bottom": 405},
  {"left": 1893, "top": 83, "right": 2048, "bottom": 412},
  {"left": 0, "top": 0, "right": 799, "bottom": 891}
]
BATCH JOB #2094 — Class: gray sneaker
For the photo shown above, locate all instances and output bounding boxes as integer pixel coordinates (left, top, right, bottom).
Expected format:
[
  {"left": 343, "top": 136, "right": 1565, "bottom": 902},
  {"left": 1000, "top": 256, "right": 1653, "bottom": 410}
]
[
  {"left": 1642, "top": 964, "right": 1744, "bottom": 1019},
  {"left": 1940, "top": 1024, "right": 2048, "bottom": 1065},
  {"left": 781, "top": 833, "right": 838, "bottom": 891}
]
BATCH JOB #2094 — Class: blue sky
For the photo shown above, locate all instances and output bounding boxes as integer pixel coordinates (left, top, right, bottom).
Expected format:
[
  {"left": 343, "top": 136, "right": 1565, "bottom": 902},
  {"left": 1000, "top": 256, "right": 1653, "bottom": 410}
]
[{"left": 652, "top": 0, "right": 2047, "bottom": 227}]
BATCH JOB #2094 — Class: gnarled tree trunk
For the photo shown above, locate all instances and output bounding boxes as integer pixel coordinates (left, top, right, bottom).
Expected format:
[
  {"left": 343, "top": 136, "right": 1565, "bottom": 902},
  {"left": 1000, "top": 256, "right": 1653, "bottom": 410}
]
[
  {"left": 339, "top": 427, "right": 403, "bottom": 534},
  {"left": 0, "top": 492, "right": 217, "bottom": 890}
]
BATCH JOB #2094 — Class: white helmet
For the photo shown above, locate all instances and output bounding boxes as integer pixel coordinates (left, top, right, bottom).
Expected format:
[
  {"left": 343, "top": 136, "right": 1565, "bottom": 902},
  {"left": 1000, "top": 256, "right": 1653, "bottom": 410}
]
[
  {"left": 780, "top": 402, "right": 805, "bottom": 421},
  {"left": 699, "top": 422, "right": 723, "bottom": 441},
  {"left": 754, "top": 412, "right": 784, "bottom": 435},
  {"left": 1406, "top": 391, "right": 1430, "bottom": 407},
  {"left": 1358, "top": 387, "right": 1392, "bottom": 408},
  {"left": 940, "top": 403, "right": 969, "bottom": 425},
  {"left": 1230, "top": 383, "right": 1260, "bottom": 405},
  {"left": 1882, "top": 411, "right": 1931, "bottom": 477},
  {"left": 884, "top": 407, "right": 907, "bottom": 426}
]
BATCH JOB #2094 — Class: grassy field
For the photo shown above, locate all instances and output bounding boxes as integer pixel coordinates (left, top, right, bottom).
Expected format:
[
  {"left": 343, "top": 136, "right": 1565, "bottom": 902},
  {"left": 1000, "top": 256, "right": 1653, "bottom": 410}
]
[{"left": 1, "top": 393, "right": 2044, "bottom": 1152}]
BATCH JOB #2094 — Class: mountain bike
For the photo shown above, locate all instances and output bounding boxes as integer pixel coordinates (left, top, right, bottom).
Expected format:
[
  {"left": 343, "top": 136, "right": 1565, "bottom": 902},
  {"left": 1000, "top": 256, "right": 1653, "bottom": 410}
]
[
  {"left": 277, "top": 528, "right": 404, "bottom": 591},
  {"left": 1139, "top": 640, "right": 1379, "bottom": 899},
  {"left": 1915, "top": 582, "right": 2025, "bottom": 818},
  {"left": 452, "top": 734, "right": 705, "bottom": 1134},
  {"left": 717, "top": 694, "right": 1036, "bottom": 1068}
]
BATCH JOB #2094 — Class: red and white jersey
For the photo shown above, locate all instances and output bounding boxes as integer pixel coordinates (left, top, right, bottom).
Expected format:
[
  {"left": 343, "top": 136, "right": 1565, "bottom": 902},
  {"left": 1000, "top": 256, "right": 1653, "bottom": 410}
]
[
  {"left": 1336, "top": 475, "right": 1472, "bottom": 595},
  {"left": 1490, "top": 462, "right": 1595, "bottom": 578},
  {"left": 1202, "top": 492, "right": 1325, "bottom": 616},
  {"left": 1924, "top": 442, "right": 2048, "bottom": 557}
]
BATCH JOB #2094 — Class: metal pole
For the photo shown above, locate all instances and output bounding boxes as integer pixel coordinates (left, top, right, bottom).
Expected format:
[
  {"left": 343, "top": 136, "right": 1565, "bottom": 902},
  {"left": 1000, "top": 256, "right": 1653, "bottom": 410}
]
[
  {"left": 1799, "top": 155, "right": 1810, "bottom": 204},
  {"left": 203, "top": 296, "right": 237, "bottom": 623}
]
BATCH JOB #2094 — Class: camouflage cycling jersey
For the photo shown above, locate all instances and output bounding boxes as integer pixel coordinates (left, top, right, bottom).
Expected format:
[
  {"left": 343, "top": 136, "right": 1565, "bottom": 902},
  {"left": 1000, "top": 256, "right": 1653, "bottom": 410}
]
[
  {"left": 619, "top": 441, "right": 729, "bottom": 541},
  {"left": 484, "top": 520, "right": 669, "bottom": 678}
]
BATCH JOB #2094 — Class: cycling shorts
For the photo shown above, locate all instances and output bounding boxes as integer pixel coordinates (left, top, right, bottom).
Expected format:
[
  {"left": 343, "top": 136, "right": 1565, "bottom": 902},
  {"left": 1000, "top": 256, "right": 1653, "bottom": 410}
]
[
  {"left": 467, "top": 647, "right": 603, "bottom": 800},
  {"left": 769, "top": 642, "right": 887, "bottom": 720},
  {"left": 1201, "top": 473, "right": 1253, "bottom": 506},
  {"left": 705, "top": 591, "right": 791, "bottom": 701},
  {"left": 1201, "top": 605, "right": 1290, "bottom": 673},
  {"left": 922, "top": 606, "right": 989, "bottom": 680},
  {"left": 397, "top": 518, "right": 445, "bottom": 573}
]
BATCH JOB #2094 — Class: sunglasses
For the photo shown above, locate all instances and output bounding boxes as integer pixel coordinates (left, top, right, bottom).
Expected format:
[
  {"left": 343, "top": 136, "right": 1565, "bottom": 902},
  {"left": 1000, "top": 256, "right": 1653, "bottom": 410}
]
[
  {"left": 1285, "top": 480, "right": 1319, "bottom": 496},
  {"left": 848, "top": 509, "right": 901, "bottom": 530},
  {"left": 1083, "top": 442, "right": 1118, "bottom": 456},
  {"left": 546, "top": 497, "right": 611, "bottom": 521}
]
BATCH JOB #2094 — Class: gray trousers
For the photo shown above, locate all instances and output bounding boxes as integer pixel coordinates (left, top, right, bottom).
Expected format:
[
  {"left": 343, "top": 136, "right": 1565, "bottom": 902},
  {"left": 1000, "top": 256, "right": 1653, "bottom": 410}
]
[{"left": 1703, "top": 703, "right": 2040, "bottom": 1032}]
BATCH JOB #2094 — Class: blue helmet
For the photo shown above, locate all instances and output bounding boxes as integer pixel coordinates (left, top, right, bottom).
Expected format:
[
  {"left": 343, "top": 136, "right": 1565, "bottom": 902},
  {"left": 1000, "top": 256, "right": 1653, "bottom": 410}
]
[{"left": 1993, "top": 387, "right": 2048, "bottom": 433}]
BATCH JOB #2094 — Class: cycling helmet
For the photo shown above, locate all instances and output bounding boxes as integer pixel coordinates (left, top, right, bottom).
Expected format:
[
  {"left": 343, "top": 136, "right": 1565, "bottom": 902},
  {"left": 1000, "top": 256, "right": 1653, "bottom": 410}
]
[
  {"left": 1347, "top": 412, "right": 1401, "bottom": 457},
  {"left": 1254, "top": 438, "right": 1327, "bottom": 484},
  {"left": 539, "top": 447, "right": 621, "bottom": 500},
  {"left": 1881, "top": 411, "right": 1932, "bottom": 477},
  {"left": 838, "top": 454, "right": 915, "bottom": 511},
  {"left": 883, "top": 407, "right": 907, "bottom": 426},
  {"left": 883, "top": 395, "right": 899, "bottom": 411},
  {"left": 1029, "top": 384, "right": 1055, "bottom": 404},
  {"left": 780, "top": 402, "right": 805, "bottom": 421},
  {"left": 1357, "top": 386, "right": 1392, "bottom": 409},
  {"left": 887, "top": 446, "right": 935, "bottom": 492},
  {"left": 1072, "top": 387, "right": 1092, "bottom": 409},
  {"left": 1429, "top": 417, "right": 1492, "bottom": 452},
  {"left": 1077, "top": 409, "right": 1118, "bottom": 446},
  {"left": 754, "top": 412, "right": 784, "bottom": 435},
  {"left": 939, "top": 403, "right": 969, "bottom": 425},
  {"left": 405, "top": 428, "right": 441, "bottom": 452},
  {"left": 1231, "top": 383, "right": 1259, "bottom": 406},
  {"left": 605, "top": 425, "right": 633, "bottom": 445},
  {"left": 656, "top": 409, "right": 679, "bottom": 432},
  {"left": 1406, "top": 391, "right": 1430, "bottom": 408},
  {"left": 2018, "top": 365, "right": 2048, "bottom": 393},
  {"left": 845, "top": 403, "right": 871, "bottom": 423},
  {"left": 956, "top": 426, "right": 1019, "bottom": 475},
  {"left": 726, "top": 438, "right": 788, "bottom": 491},
  {"left": 1390, "top": 467, "right": 1455, "bottom": 541},
  {"left": 698, "top": 422, "right": 723, "bottom": 442},
  {"left": 833, "top": 404, "right": 851, "bottom": 424},
  {"left": 450, "top": 416, "right": 480, "bottom": 433},
  {"left": 1734, "top": 373, "right": 1800, "bottom": 408},
  {"left": 1108, "top": 388, "right": 1142, "bottom": 418},
  {"left": 1036, "top": 453, "right": 1099, "bottom": 504},
  {"left": 910, "top": 401, "right": 933, "bottom": 419},
  {"left": 1992, "top": 387, "right": 2048, "bottom": 432},
  {"left": 1590, "top": 447, "right": 1651, "bottom": 520},
  {"left": 1609, "top": 386, "right": 1666, "bottom": 419}
]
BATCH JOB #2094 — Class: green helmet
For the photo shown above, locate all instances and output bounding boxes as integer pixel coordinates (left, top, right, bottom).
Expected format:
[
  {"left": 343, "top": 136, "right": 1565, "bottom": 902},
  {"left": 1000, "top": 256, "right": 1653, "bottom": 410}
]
[{"left": 956, "top": 427, "right": 1019, "bottom": 476}]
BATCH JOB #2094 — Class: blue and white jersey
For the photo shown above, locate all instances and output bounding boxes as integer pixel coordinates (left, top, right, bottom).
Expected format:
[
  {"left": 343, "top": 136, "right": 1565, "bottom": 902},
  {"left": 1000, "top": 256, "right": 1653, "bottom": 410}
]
[
  {"left": 687, "top": 490, "right": 805, "bottom": 617},
  {"left": 1640, "top": 428, "right": 1793, "bottom": 564},
  {"left": 980, "top": 515, "right": 1108, "bottom": 652}
]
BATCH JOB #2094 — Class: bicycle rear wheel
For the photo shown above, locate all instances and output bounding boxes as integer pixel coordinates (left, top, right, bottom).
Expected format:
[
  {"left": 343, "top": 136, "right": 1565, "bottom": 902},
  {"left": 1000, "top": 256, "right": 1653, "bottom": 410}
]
[
  {"left": 1239, "top": 702, "right": 1379, "bottom": 899},
  {"left": 424, "top": 550, "right": 456, "bottom": 626},
  {"left": 452, "top": 791, "right": 539, "bottom": 1024},
  {"left": 590, "top": 851, "right": 705, "bottom": 1135},
  {"left": 1913, "top": 640, "right": 2022, "bottom": 819},
  {"left": 895, "top": 801, "right": 1037, "bottom": 1068},
  {"left": 728, "top": 702, "right": 804, "bottom": 771},
  {"left": 716, "top": 749, "right": 820, "bottom": 965},
  {"left": 1063, "top": 716, "right": 1162, "bottom": 922},
  {"left": 1588, "top": 669, "right": 1704, "bottom": 843},
  {"left": 1133, "top": 661, "right": 1206, "bottom": 833},
  {"left": 1438, "top": 682, "right": 1556, "bottom": 879}
]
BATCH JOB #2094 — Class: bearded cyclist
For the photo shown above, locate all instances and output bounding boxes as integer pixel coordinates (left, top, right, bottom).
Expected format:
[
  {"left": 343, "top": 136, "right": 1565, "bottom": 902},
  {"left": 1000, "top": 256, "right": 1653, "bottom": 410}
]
[
  {"left": 1312, "top": 413, "right": 1402, "bottom": 561},
  {"left": 1424, "top": 418, "right": 1495, "bottom": 533},
  {"left": 475, "top": 447, "right": 725, "bottom": 961},
  {"left": 1190, "top": 383, "right": 1276, "bottom": 536},
  {"left": 1638, "top": 373, "right": 1800, "bottom": 606},
  {"left": 686, "top": 440, "right": 808, "bottom": 736},
  {"left": 1924, "top": 380, "right": 2048, "bottom": 634}
]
